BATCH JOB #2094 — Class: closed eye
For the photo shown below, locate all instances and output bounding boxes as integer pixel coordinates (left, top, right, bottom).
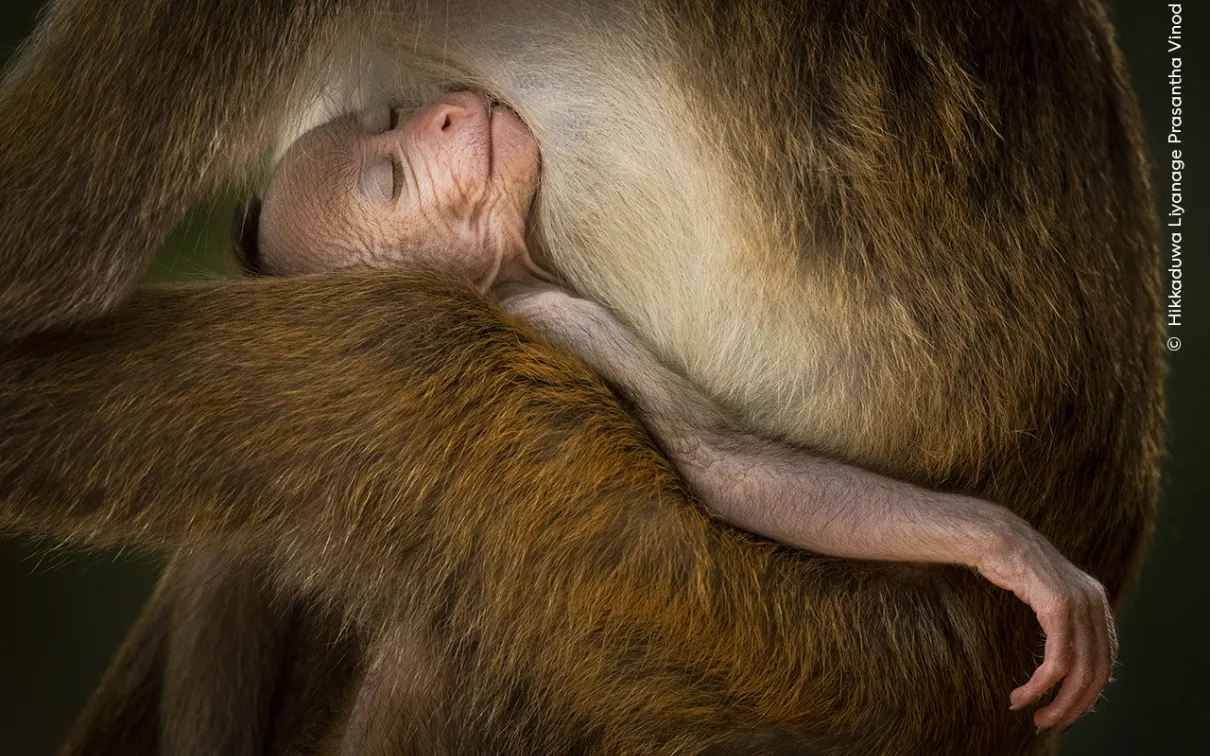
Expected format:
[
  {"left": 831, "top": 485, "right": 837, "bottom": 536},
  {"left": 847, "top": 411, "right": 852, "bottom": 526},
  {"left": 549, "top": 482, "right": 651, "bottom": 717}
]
[{"left": 391, "top": 152, "right": 403, "bottom": 202}]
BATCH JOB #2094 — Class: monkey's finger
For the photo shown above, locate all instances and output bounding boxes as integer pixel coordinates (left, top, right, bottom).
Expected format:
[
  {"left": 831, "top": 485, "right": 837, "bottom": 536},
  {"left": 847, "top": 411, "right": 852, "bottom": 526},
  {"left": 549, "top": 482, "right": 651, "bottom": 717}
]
[
  {"left": 1062, "top": 598, "right": 1113, "bottom": 730},
  {"left": 1009, "top": 620, "right": 1068, "bottom": 709},
  {"left": 1106, "top": 598, "right": 1121, "bottom": 667},
  {"left": 1032, "top": 613, "right": 1090, "bottom": 730},
  {"left": 1090, "top": 583, "right": 1118, "bottom": 676}
]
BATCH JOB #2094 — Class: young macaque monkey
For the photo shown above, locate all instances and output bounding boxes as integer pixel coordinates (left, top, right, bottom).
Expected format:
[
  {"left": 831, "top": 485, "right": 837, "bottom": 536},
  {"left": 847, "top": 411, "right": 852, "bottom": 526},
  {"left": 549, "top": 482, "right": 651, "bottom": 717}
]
[{"left": 252, "top": 92, "right": 1115, "bottom": 729}]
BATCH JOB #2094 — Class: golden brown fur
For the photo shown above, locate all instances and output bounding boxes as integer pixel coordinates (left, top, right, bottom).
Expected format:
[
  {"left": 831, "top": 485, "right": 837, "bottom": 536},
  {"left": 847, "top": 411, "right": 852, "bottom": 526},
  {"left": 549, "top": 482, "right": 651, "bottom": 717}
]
[{"left": 0, "top": 0, "right": 1163, "bottom": 753}]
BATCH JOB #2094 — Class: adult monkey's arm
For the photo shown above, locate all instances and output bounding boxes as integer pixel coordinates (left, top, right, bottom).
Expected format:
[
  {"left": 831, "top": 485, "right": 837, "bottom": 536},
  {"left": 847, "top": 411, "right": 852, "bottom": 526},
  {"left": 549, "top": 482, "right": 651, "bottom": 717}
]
[
  {"left": 0, "top": 272, "right": 666, "bottom": 601},
  {"left": 0, "top": 0, "right": 361, "bottom": 337},
  {"left": 0, "top": 272, "right": 1036, "bottom": 754}
]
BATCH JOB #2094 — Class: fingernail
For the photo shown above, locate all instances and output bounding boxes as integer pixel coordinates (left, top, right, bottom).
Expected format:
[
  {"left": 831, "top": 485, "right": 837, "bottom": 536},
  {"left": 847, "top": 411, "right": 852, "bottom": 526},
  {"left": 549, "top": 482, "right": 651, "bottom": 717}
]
[
  {"left": 1036, "top": 726, "right": 1051, "bottom": 736},
  {"left": 1009, "top": 703, "right": 1024, "bottom": 711}
]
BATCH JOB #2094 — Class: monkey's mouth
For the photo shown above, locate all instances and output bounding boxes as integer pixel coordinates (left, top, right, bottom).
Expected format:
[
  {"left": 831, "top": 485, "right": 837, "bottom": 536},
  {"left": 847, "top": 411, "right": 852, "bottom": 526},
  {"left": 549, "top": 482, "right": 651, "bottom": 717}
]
[
  {"left": 485, "top": 96, "right": 521, "bottom": 120},
  {"left": 459, "top": 90, "right": 532, "bottom": 137},
  {"left": 480, "top": 95, "right": 538, "bottom": 183}
]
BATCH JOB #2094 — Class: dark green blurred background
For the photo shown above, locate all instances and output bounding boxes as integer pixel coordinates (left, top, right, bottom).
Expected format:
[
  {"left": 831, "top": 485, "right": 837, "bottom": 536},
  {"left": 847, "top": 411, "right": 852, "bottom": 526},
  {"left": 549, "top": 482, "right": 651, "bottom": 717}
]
[{"left": 1, "top": 2, "right": 1205, "bottom": 753}]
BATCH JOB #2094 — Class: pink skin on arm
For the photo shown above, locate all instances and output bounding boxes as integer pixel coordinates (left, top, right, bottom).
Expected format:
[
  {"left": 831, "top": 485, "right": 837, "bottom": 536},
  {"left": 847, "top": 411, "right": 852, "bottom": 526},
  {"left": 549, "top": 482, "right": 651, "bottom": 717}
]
[{"left": 258, "top": 93, "right": 1117, "bottom": 733}]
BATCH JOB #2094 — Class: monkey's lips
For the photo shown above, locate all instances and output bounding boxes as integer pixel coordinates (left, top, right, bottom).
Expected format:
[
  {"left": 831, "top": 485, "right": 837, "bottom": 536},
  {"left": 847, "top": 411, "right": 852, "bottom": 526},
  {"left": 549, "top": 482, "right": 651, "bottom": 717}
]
[{"left": 486, "top": 102, "right": 540, "bottom": 188}]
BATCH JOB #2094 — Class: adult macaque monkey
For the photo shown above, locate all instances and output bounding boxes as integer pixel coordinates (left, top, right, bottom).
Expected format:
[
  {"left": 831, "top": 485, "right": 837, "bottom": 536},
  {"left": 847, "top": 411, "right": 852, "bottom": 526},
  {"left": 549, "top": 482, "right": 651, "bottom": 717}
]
[
  {"left": 0, "top": 1, "right": 1163, "bottom": 756},
  {"left": 256, "top": 88, "right": 1114, "bottom": 727}
]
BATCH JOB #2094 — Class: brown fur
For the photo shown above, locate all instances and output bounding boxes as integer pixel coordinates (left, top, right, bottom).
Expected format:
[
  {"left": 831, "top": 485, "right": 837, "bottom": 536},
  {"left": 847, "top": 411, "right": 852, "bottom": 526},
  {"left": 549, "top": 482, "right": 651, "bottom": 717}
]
[{"left": 0, "top": 0, "right": 1163, "bottom": 754}]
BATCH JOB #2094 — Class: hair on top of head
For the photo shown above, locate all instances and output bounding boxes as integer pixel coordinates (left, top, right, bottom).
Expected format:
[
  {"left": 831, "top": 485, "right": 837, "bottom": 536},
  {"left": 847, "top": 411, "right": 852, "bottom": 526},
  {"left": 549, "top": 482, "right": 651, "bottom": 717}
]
[{"left": 231, "top": 196, "right": 270, "bottom": 276}]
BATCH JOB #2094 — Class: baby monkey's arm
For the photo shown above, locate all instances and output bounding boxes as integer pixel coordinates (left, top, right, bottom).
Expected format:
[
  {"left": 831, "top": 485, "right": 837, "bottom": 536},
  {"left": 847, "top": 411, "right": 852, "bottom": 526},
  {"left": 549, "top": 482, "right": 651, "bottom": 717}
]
[{"left": 500, "top": 285, "right": 1115, "bottom": 732}]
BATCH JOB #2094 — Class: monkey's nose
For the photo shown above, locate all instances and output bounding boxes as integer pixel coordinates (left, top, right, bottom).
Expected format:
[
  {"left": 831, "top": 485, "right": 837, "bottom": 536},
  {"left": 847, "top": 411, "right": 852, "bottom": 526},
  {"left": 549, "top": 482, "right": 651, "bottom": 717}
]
[{"left": 424, "top": 91, "right": 485, "bottom": 139}]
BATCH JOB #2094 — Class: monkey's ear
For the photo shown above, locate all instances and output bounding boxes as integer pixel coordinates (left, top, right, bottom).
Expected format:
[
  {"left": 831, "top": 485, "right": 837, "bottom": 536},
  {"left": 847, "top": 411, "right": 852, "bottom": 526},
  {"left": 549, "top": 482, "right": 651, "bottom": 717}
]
[{"left": 231, "top": 197, "right": 272, "bottom": 276}]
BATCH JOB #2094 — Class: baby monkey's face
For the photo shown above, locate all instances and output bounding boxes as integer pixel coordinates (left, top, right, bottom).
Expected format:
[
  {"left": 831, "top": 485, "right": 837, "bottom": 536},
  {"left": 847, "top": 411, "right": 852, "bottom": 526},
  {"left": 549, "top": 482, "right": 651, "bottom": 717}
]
[{"left": 258, "top": 92, "right": 542, "bottom": 287}]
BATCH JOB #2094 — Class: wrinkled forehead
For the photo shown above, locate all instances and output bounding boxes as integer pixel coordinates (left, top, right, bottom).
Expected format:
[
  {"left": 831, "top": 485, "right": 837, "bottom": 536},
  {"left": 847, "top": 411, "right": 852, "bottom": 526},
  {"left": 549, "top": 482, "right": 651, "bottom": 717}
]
[
  {"left": 259, "top": 117, "right": 368, "bottom": 259},
  {"left": 268, "top": 117, "right": 360, "bottom": 209}
]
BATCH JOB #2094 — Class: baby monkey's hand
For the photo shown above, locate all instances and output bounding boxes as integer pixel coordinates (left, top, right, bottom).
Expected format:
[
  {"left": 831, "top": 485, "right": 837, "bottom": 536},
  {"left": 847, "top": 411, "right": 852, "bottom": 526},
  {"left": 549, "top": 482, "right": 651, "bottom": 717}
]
[{"left": 974, "top": 518, "right": 1117, "bottom": 732}]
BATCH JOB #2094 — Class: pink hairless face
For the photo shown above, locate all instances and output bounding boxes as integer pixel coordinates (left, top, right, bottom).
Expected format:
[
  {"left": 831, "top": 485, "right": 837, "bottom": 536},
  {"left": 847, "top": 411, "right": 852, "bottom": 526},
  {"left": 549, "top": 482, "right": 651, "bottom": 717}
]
[{"left": 258, "top": 92, "right": 546, "bottom": 288}]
